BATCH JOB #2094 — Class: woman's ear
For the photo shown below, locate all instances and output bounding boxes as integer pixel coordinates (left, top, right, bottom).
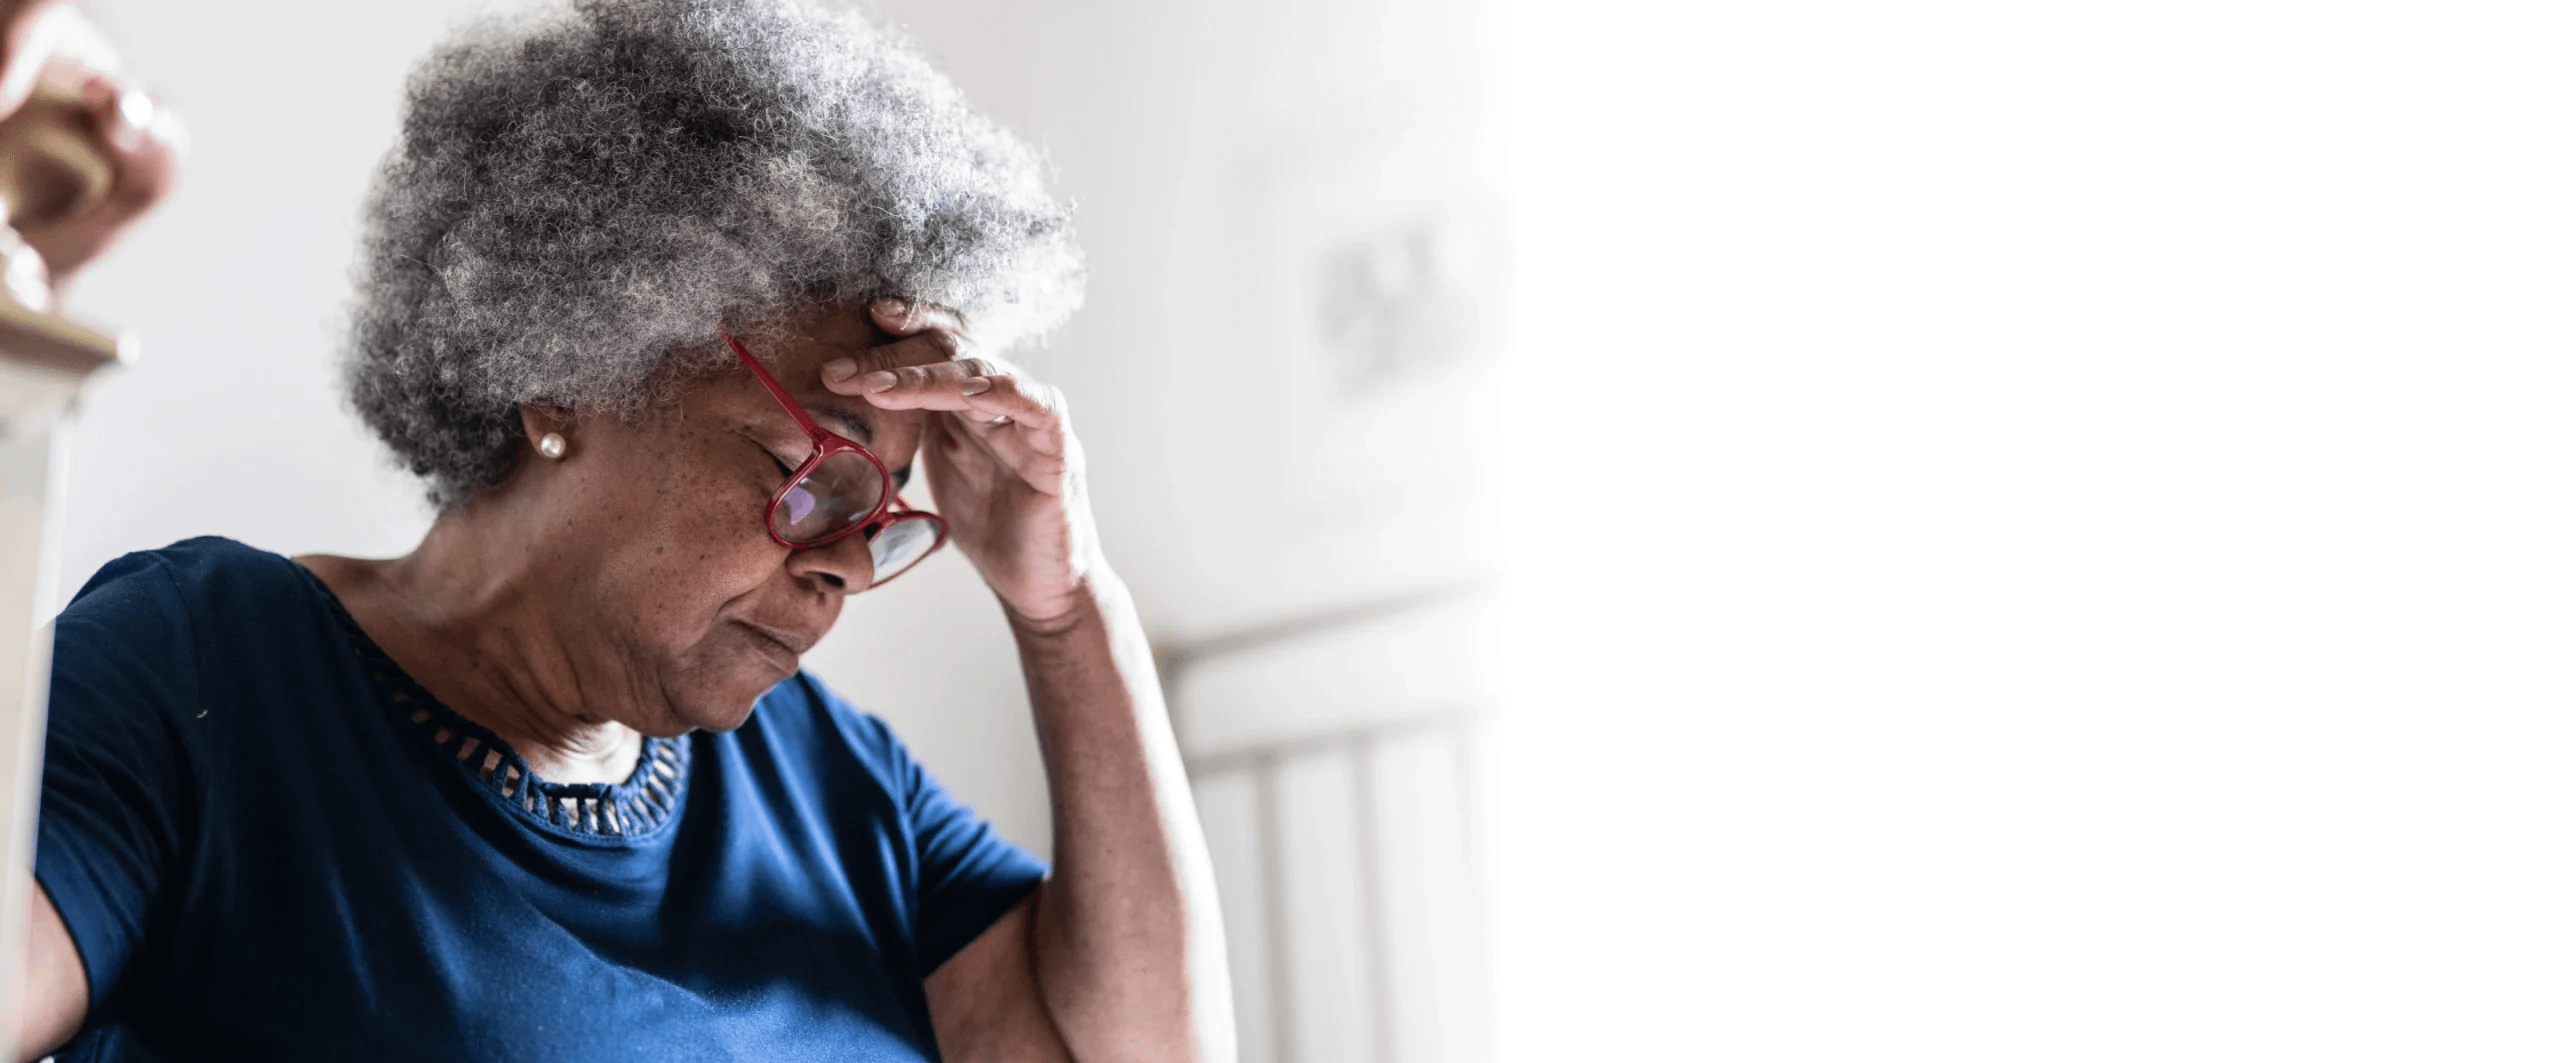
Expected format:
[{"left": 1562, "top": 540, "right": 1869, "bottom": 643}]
[{"left": 520, "top": 404, "right": 573, "bottom": 461}]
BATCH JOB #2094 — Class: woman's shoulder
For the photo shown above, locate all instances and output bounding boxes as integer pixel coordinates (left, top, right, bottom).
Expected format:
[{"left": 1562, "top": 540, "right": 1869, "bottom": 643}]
[
  {"left": 61, "top": 536, "right": 319, "bottom": 634},
  {"left": 70, "top": 535, "right": 309, "bottom": 605},
  {"left": 46, "top": 537, "right": 338, "bottom": 747}
]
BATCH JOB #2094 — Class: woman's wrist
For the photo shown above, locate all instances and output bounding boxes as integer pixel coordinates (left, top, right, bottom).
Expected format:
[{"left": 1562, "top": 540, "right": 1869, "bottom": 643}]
[{"left": 1000, "top": 563, "right": 1126, "bottom": 642}]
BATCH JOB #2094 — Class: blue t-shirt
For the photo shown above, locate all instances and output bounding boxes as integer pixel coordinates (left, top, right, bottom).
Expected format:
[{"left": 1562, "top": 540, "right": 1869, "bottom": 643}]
[{"left": 34, "top": 538, "right": 1046, "bottom": 1061}]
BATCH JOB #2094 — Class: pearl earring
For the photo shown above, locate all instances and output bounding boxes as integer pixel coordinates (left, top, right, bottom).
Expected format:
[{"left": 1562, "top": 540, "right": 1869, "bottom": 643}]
[{"left": 537, "top": 432, "right": 568, "bottom": 460}]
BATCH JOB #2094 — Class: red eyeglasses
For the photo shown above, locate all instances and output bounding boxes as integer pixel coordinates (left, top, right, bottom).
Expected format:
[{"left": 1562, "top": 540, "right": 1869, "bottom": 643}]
[{"left": 721, "top": 331, "right": 948, "bottom": 587}]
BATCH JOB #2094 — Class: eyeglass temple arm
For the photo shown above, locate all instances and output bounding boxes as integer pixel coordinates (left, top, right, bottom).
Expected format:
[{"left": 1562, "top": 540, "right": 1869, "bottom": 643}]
[{"left": 719, "top": 330, "right": 827, "bottom": 441}]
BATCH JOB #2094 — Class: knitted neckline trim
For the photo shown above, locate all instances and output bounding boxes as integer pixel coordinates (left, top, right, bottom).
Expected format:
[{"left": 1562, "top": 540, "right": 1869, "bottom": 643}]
[{"left": 298, "top": 564, "right": 693, "bottom": 843}]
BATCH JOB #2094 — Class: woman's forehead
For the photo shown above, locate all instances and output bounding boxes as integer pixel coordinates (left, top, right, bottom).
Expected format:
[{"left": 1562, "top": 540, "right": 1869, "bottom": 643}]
[
  {"left": 762, "top": 310, "right": 890, "bottom": 365},
  {"left": 780, "top": 303, "right": 997, "bottom": 374}
]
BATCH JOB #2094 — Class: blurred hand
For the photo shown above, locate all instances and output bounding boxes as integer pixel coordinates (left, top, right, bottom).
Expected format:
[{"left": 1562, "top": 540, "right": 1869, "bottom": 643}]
[
  {"left": 3, "top": 62, "right": 177, "bottom": 292},
  {"left": 0, "top": 0, "right": 177, "bottom": 298},
  {"left": 0, "top": 0, "right": 75, "bottom": 118},
  {"left": 823, "top": 299, "right": 1100, "bottom": 625}
]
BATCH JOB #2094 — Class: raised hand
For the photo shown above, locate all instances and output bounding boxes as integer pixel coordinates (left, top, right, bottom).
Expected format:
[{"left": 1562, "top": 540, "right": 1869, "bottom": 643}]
[
  {"left": 0, "top": 1, "right": 180, "bottom": 298},
  {"left": 821, "top": 298, "right": 1100, "bottom": 625}
]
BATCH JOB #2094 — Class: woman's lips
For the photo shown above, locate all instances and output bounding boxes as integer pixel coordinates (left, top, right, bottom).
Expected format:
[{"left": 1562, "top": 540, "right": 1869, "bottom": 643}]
[{"left": 735, "top": 620, "right": 812, "bottom": 670}]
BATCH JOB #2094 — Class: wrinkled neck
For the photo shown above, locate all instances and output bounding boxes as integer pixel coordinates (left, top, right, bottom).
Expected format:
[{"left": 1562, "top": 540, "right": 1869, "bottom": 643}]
[{"left": 318, "top": 504, "right": 648, "bottom": 787}]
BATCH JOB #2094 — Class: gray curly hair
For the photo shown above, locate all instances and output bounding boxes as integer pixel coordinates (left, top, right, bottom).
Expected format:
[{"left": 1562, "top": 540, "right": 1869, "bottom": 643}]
[{"left": 345, "top": 0, "right": 1083, "bottom": 508}]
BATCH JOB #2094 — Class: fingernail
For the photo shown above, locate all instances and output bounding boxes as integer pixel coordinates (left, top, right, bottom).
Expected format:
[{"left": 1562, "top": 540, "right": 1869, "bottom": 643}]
[
  {"left": 959, "top": 377, "right": 991, "bottom": 396},
  {"left": 821, "top": 359, "right": 861, "bottom": 384},
  {"left": 858, "top": 370, "right": 900, "bottom": 393},
  {"left": 873, "top": 296, "right": 911, "bottom": 321}
]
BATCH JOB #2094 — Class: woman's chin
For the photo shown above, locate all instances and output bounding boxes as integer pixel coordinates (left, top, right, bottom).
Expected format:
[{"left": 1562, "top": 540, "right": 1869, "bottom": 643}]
[
  {"left": 652, "top": 667, "right": 787, "bottom": 736},
  {"left": 658, "top": 694, "right": 761, "bottom": 736},
  {"left": 652, "top": 630, "right": 805, "bottom": 734}
]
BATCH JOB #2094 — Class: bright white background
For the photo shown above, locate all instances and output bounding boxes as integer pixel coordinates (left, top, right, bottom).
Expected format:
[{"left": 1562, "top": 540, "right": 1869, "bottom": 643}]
[{"left": 35, "top": 0, "right": 2560, "bottom": 1059}]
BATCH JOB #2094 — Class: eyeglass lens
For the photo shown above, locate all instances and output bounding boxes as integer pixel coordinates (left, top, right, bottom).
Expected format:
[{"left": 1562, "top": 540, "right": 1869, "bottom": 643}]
[
  {"left": 773, "top": 450, "right": 888, "bottom": 544},
  {"left": 867, "top": 518, "right": 943, "bottom": 582}
]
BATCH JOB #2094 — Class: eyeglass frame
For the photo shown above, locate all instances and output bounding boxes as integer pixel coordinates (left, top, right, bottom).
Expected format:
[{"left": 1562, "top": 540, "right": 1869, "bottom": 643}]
[{"left": 719, "top": 330, "right": 948, "bottom": 582}]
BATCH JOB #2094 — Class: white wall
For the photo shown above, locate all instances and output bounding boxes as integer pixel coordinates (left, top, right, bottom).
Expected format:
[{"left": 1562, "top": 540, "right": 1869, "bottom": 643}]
[{"left": 57, "top": 0, "right": 466, "bottom": 587}]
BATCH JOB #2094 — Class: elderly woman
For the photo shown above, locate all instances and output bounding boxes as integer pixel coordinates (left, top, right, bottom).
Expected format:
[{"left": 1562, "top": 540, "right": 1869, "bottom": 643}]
[{"left": 17, "top": 1, "right": 1227, "bottom": 1060}]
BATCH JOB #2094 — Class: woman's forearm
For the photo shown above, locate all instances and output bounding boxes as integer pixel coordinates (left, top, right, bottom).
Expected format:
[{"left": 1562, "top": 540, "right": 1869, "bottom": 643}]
[{"left": 1009, "top": 564, "right": 1233, "bottom": 1063}]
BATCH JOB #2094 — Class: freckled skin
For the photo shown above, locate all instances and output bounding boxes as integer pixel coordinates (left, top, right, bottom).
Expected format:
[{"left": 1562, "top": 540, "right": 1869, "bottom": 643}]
[
  {"left": 520, "top": 305, "right": 936, "bottom": 737},
  {"left": 299, "top": 303, "right": 940, "bottom": 766}
]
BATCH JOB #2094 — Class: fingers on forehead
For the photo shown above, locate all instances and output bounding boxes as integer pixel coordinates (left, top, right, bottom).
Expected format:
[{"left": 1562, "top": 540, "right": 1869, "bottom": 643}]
[
  {"left": 880, "top": 353, "right": 1024, "bottom": 384},
  {"left": 866, "top": 330, "right": 973, "bottom": 371},
  {"left": 970, "top": 376, "right": 1065, "bottom": 427},
  {"left": 834, "top": 343, "right": 932, "bottom": 379}
]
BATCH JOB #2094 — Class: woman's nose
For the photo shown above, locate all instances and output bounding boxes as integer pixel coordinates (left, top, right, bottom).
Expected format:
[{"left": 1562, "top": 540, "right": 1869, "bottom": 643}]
[{"left": 786, "top": 529, "right": 877, "bottom": 595}]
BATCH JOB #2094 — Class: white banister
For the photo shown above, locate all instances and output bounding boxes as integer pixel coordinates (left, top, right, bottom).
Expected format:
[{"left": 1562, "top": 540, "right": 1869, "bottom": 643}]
[{"left": 0, "top": 268, "right": 126, "bottom": 1060}]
